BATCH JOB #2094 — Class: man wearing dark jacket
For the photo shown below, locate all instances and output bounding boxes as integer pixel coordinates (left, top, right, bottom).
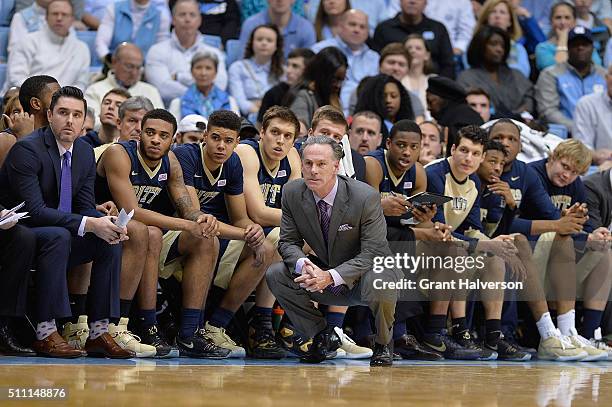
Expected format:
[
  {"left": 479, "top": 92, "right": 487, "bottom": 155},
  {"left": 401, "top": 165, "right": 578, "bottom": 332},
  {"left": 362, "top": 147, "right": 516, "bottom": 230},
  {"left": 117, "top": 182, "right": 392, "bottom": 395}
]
[{"left": 373, "top": 0, "right": 455, "bottom": 78}]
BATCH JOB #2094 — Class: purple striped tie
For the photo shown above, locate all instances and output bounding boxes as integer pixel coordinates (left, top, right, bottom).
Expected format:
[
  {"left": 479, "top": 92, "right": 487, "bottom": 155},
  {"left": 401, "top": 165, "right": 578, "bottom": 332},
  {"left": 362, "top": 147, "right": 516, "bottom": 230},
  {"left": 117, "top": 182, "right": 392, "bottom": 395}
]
[
  {"left": 58, "top": 151, "right": 72, "bottom": 213},
  {"left": 317, "top": 200, "right": 346, "bottom": 295},
  {"left": 317, "top": 200, "right": 330, "bottom": 245}
]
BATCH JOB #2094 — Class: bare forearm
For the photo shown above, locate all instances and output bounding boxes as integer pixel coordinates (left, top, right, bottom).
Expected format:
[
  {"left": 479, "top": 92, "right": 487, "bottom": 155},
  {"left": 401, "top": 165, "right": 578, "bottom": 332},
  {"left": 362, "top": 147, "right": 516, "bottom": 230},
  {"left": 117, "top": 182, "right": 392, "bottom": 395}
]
[
  {"left": 530, "top": 220, "right": 559, "bottom": 235},
  {"left": 134, "top": 207, "right": 193, "bottom": 231}
]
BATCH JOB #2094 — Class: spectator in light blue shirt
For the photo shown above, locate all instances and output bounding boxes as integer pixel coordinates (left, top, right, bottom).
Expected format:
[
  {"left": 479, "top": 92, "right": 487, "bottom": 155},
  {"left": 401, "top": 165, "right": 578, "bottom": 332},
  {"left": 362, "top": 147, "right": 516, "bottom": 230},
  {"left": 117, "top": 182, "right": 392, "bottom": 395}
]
[
  {"left": 605, "top": 37, "right": 612, "bottom": 67},
  {"left": 241, "top": 0, "right": 305, "bottom": 21},
  {"left": 306, "top": 0, "right": 391, "bottom": 36},
  {"left": 239, "top": 0, "right": 316, "bottom": 58},
  {"left": 181, "top": 52, "right": 234, "bottom": 119},
  {"left": 311, "top": 9, "right": 379, "bottom": 116},
  {"left": 229, "top": 24, "right": 283, "bottom": 122}
]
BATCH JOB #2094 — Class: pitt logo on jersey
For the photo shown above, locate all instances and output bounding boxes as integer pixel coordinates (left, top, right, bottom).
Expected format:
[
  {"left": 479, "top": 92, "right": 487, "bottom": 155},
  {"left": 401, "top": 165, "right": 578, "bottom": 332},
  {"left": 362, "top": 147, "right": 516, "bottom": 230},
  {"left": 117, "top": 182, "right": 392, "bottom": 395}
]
[
  {"left": 261, "top": 183, "right": 281, "bottom": 205},
  {"left": 197, "top": 190, "right": 221, "bottom": 206},
  {"left": 133, "top": 185, "right": 162, "bottom": 206},
  {"left": 551, "top": 195, "right": 572, "bottom": 211},
  {"left": 452, "top": 197, "right": 469, "bottom": 212}
]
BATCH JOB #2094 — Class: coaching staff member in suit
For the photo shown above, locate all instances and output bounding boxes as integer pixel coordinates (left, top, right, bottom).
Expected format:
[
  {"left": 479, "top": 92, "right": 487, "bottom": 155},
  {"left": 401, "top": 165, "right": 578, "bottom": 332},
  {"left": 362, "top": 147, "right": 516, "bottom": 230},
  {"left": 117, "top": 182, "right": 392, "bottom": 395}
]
[
  {"left": 0, "top": 86, "right": 132, "bottom": 358},
  {"left": 266, "top": 136, "right": 396, "bottom": 366}
]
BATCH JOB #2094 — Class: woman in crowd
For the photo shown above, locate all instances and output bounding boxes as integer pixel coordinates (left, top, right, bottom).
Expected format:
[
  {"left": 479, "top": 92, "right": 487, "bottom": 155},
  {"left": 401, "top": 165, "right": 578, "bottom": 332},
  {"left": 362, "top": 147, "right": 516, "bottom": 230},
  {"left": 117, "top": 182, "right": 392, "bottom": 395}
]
[
  {"left": 314, "top": 0, "right": 351, "bottom": 41},
  {"left": 289, "top": 46, "right": 347, "bottom": 128},
  {"left": 535, "top": 2, "right": 602, "bottom": 71},
  {"left": 354, "top": 74, "right": 418, "bottom": 136},
  {"left": 401, "top": 35, "right": 435, "bottom": 119},
  {"left": 181, "top": 52, "right": 236, "bottom": 119},
  {"left": 458, "top": 25, "right": 534, "bottom": 118},
  {"left": 229, "top": 24, "right": 284, "bottom": 123},
  {"left": 473, "top": 0, "right": 531, "bottom": 77}
]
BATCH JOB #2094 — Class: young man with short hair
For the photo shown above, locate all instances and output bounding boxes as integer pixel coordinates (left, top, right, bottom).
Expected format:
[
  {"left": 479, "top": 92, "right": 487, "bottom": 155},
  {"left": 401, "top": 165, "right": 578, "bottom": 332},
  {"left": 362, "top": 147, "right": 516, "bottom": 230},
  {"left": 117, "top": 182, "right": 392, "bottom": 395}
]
[
  {"left": 528, "top": 139, "right": 611, "bottom": 359},
  {"left": 466, "top": 88, "right": 491, "bottom": 123},
  {"left": 349, "top": 111, "right": 383, "bottom": 155},
  {"left": 235, "top": 106, "right": 303, "bottom": 355},
  {"left": 82, "top": 88, "right": 132, "bottom": 148},
  {"left": 424, "top": 125, "right": 521, "bottom": 360},
  {"left": 174, "top": 110, "right": 282, "bottom": 358}
]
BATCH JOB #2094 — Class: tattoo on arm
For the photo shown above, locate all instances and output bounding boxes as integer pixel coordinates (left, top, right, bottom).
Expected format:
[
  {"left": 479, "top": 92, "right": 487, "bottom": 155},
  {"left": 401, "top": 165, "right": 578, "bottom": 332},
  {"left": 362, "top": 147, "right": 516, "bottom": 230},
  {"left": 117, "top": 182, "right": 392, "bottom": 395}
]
[
  {"left": 168, "top": 152, "right": 202, "bottom": 221},
  {"left": 174, "top": 194, "right": 202, "bottom": 221}
]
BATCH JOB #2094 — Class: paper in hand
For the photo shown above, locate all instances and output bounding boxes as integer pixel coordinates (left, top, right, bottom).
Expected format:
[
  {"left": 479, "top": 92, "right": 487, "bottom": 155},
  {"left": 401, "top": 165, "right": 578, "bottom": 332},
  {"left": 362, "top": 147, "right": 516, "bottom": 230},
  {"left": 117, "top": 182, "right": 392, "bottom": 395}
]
[
  {"left": 114, "top": 209, "right": 134, "bottom": 228},
  {"left": 0, "top": 211, "right": 28, "bottom": 226}
]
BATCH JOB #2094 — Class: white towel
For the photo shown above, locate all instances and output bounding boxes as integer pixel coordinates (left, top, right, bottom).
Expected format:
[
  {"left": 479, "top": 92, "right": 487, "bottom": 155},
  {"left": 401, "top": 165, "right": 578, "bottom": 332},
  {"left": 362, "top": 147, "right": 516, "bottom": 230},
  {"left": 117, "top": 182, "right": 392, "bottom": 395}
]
[{"left": 338, "top": 134, "right": 355, "bottom": 178}]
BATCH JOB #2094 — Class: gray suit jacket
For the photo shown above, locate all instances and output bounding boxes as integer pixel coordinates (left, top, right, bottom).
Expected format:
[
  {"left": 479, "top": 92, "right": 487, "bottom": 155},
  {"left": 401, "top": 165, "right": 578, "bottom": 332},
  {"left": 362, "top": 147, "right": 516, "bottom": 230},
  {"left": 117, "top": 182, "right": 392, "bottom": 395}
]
[
  {"left": 584, "top": 168, "right": 612, "bottom": 230},
  {"left": 278, "top": 175, "right": 391, "bottom": 289}
]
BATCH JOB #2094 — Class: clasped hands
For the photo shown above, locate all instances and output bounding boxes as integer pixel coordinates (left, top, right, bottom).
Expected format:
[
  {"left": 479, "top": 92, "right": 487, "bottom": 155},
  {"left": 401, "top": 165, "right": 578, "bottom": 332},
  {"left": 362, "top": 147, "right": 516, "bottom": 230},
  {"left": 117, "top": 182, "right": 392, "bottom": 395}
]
[{"left": 294, "top": 258, "right": 333, "bottom": 293}]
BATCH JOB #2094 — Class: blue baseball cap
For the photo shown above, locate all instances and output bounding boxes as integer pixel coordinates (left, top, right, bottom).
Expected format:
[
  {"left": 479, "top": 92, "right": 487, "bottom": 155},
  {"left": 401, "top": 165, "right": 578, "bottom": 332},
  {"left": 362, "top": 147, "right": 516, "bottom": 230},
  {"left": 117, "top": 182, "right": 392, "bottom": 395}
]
[{"left": 568, "top": 26, "right": 593, "bottom": 44}]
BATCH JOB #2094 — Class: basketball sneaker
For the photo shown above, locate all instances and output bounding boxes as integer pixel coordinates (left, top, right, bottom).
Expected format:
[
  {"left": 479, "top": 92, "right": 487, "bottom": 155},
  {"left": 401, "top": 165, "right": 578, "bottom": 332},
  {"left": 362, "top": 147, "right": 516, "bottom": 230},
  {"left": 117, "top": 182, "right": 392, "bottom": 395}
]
[
  {"left": 565, "top": 328, "right": 608, "bottom": 361},
  {"left": 109, "top": 318, "right": 156, "bottom": 358},
  {"left": 537, "top": 329, "right": 587, "bottom": 361},
  {"left": 454, "top": 330, "right": 497, "bottom": 361},
  {"left": 204, "top": 322, "right": 246, "bottom": 358},
  {"left": 61, "top": 315, "right": 89, "bottom": 350},
  {"left": 422, "top": 331, "right": 482, "bottom": 360},
  {"left": 175, "top": 329, "right": 230, "bottom": 359},
  {"left": 484, "top": 333, "right": 531, "bottom": 361},
  {"left": 248, "top": 323, "right": 286, "bottom": 359},
  {"left": 333, "top": 327, "right": 372, "bottom": 359},
  {"left": 276, "top": 321, "right": 313, "bottom": 358},
  {"left": 139, "top": 324, "right": 179, "bottom": 358}
]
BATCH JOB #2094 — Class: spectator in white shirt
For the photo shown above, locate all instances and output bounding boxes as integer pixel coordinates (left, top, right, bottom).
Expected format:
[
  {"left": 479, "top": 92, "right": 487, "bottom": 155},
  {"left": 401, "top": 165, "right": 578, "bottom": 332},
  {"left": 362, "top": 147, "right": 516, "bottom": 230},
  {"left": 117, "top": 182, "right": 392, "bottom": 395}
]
[
  {"left": 85, "top": 42, "right": 164, "bottom": 120},
  {"left": 425, "top": 0, "right": 476, "bottom": 55},
  {"left": 94, "top": 0, "right": 170, "bottom": 62},
  {"left": 145, "top": 0, "right": 227, "bottom": 105},
  {"left": 4, "top": 0, "right": 90, "bottom": 93},
  {"left": 8, "top": 0, "right": 51, "bottom": 54}
]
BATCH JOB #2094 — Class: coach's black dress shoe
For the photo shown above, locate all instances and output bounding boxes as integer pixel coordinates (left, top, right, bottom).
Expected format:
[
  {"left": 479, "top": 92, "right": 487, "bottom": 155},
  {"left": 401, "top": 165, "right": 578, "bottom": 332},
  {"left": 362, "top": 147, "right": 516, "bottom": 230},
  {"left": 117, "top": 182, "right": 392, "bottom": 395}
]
[
  {"left": 0, "top": 322, "right": 36, "bottom": 356},
  {"left": 394, "top": 334, "right": 444, "bottom": 361},
  {"left": 370, "top": 342, "right": 393, "bottom": 366},
  {"left": 300, "top": 326, "right": 341, "bottom": 364}
]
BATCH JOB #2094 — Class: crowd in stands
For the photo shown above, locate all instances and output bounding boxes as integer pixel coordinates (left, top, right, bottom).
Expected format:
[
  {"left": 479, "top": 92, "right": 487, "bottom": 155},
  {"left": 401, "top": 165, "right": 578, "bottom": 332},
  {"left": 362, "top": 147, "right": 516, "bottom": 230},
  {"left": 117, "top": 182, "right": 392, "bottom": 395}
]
[{"left": 0, "top": 0, "right": 611, "bottom": 366}]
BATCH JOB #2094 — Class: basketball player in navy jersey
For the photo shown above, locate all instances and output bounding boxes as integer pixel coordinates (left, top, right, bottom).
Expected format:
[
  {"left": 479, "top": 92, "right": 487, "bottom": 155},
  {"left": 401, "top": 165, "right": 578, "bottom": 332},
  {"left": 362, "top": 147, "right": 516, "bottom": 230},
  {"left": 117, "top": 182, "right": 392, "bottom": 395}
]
[
  {"left": 528, "top": 140, "right": 611, "bottom": 359},
  {"left": 364, "top": 119, "right": 449, "bottom": 360},
  {"left": 96, "top": 109, "right": 230, "bottom": 359},
  {"left": 488, "top": 120, "right": 608, "bottom": 360},
  {"left": 174, "top": 110, "right": 285, "bottom": 359},
  {"left": 234, "top": 106, "right": 309, "bottom": 354}
]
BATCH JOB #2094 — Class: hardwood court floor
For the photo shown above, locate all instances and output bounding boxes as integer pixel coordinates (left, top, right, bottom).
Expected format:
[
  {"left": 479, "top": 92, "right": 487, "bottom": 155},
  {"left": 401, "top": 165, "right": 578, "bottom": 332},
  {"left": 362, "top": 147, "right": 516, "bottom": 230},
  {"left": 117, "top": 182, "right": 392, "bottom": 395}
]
[{"left": 0, "top": 358, "right": 611, "bottom": 406}]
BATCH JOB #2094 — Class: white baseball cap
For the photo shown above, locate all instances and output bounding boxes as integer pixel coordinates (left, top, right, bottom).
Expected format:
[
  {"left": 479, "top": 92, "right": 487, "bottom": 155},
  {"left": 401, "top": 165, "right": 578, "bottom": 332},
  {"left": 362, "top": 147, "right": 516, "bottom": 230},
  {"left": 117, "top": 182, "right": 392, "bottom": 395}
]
[{"left": 178, "top": 114, "right": 207, "bottom": 133}]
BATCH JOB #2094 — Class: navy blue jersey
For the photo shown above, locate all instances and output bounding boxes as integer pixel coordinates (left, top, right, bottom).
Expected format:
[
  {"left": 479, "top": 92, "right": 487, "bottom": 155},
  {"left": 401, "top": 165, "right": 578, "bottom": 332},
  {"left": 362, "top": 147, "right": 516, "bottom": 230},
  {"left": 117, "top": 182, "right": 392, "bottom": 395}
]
[
  {"left": 96, "top": 140, "right": 174, "bottom": 215},
  {"left": 497, "top": 159, "right": 560, "bottom": 237},
  {"left": 478, "top": 184, "right": 518, "bottom": 238},
  {"left": 174, "top": 143, "right": 243, "bottom": 224},
  {"left": 241, "top": 139, "right": 291, "bottom": 209},
  {"left": 528, "top": 158, "right": 593, "bottom": 233},
  {"left": 426, "top": 158, "right": 484, "bottom": 241},
  {"left": 367, "top": 149, "right": 417, "bottom": 226}
]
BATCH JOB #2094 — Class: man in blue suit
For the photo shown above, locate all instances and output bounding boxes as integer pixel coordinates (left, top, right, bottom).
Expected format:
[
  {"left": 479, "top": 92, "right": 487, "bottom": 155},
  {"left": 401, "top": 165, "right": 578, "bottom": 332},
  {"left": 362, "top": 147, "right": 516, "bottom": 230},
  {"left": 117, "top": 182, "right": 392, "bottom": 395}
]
[{"left": 0, "top": 86, "right": 133, "bottom": 358}]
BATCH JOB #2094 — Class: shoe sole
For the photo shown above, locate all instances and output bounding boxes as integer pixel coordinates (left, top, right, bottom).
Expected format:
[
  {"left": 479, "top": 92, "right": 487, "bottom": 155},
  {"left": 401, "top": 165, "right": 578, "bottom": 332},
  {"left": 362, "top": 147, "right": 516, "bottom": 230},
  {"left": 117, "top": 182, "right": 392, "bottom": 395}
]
[
  {"left": 336, "top": 352, "right": 373, "bottom": 359},
  {"left": 537, "top": 353, "right": 588, "bottom": 362},
  {"left": 133, "top": 350, "right": 157, "bottom": 358},
  {"left": 398, "top": 352, "right": 444, "bottom": 361},
  {"left": 178, "top": 351, "right": 230, "bottom": 359},
  {"left": 227, "top": 349, "right": 246, "bottom": 358},
  {"left": 154, "top": 349, "right": 180, "bottom": 358},
  {"left": 580, "top": 353, "right": 608, "bottom": 362},
  {"left": 497, "top": 354, "right": 532, "bottom": 361}
]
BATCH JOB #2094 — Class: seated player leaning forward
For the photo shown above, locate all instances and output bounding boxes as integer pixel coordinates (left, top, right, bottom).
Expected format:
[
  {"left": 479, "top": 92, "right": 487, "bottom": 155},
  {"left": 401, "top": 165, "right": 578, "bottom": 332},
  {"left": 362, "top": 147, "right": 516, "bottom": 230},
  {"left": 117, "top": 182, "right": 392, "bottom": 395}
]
[
  {"left": 173, "top": 110, "right": 284, "bottom": 359},
  {"left": 96, "top": 108, "right": 230, "bottom": 359}
]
